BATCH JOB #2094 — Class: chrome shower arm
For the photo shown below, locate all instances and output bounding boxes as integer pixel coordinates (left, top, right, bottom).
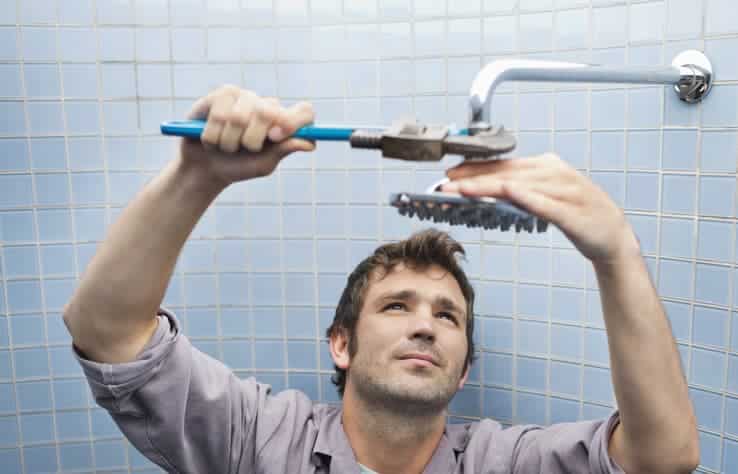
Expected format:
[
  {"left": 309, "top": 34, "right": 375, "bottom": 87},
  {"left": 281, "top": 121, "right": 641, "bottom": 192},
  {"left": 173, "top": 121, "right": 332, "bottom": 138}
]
[{"left": 469, "top": 50, "right": 713, "bottom": 124}]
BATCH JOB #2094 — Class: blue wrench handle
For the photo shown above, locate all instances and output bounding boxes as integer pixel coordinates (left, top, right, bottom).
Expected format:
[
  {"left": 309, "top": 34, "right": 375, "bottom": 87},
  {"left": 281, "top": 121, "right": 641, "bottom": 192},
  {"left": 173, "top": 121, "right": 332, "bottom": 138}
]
[
  {"left": 161, "top": 120, "right": 469, "bottom": 141},
  {"left": 161, "top": 120, "right": 376, "bottom": 141}
]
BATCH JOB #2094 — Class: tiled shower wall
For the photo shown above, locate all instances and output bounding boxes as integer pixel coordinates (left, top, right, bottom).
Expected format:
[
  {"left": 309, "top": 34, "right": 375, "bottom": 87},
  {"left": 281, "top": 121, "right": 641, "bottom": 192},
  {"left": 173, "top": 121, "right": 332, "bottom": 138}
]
[{"left": 1, "top": 0, "right": 738, "bottom": 472}]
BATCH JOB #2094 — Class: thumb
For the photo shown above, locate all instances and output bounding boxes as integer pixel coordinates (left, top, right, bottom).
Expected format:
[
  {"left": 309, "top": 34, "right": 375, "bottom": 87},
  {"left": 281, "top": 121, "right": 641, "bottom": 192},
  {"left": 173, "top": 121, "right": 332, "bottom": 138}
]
[{"left": 269, "top": 138, "right": 316, "bottom": 159}]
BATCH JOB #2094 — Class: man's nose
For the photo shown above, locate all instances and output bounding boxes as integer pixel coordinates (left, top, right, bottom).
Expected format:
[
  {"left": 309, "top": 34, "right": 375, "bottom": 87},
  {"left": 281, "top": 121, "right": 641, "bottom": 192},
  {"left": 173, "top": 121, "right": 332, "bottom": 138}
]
[{"left": 409, "top": 309, "right": 436, "bottom": 343}]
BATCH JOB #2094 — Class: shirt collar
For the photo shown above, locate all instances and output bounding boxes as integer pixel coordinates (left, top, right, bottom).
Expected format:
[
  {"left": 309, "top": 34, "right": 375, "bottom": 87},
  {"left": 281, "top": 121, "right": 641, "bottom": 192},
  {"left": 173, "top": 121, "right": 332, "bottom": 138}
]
[{"left": 312, "top": 406, "right": 470, "bottom": 473}]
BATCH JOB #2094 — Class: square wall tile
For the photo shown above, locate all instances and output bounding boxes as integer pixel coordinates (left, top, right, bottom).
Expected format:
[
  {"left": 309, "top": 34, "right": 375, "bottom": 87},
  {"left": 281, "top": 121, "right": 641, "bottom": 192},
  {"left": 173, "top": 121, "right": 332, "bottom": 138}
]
[
  {"left": 693, "top": 305, "right": 729, "bottom": 348},
  {"left": 483, "top": 16, "right": 517, "bottom": 54},
  {"left": 628, "top": 88, "right": 662, "bottom": 129},
  {"left": 0, "top": 2, "right": 16, "bottom": 24},
  {"left": 519, "top": 13, "right": 552, "bottom": 51},
  {"left": 694, "top": 263, "right": 730, "bottom": 306},
  {"left": 414, "top": 20, "right": 444, "bottom": 57},
  {"left": 21, "top": 27, "right": 57, "bottom": 61},
  {"left": 550, "top": 361, "right": 581, "bottom": 397},
  {"left": 699, "top": 431, "right": 721, "bottom": 471},
  {"left": 448, "top": 19, "right": 481, "bottom": 56},
  {"left": 583, "top": 366, "right": 614, "bottom": 404},
  {"left": 702, "top": 86, "right": 738, "bottom": 128},
  {"left": 551, "top": 287, "right": 585, "bottom": 323},
  {"left": 706, "top": 0, "right": 738, "bottom": 35},
  {"left": 516, "top": 392, "right": 546, "bottom": 425},
  {"left": 658, "top": 258, "right": 694, "bottom": 299},
  {"left": 629, "top": 2, "right": 665, "bottom": 43},
  {"left": 0, "top": 64, "right": 21, "bottom": 98},
  {"left": 626, "top": 172, "right": 660, "bottom": 211},
  {"left": 414, "top": 0, "right": 445, "bottom": 17},
  {"left": 697, "top": 220, "right": 734, "bottom": 262},
  {"left": 701, "top": 131, "right": 738, "bottom": 173},
  {"left": 550, "top": 324, "right": 582, "bottom": 360},
  {"left": 0, "top": 27, "right": 18, "bottom": 61},
  {"left": 691, "top": 387, "right": 723, "bottom": 431},
  {"left": 699, "top": 176, "right": 735, "bottom": 218},
  {"left": 592, "top": 6, "right": 627, "bottom": 48},
  {"left": 691, "top": 348, "right": 725, "bottom": 390},
  {"left": 555, "top": 8, "right": 589, "bottom": 50},
  {"left": 663, "top": 129, "right": 698, "bottom": 171},
  {"left": 517, "top": 320, "right": 548, "bottom": 356},
  {"left": 380, "top": 0, "right": 411, "bottom": 18},
  {"left": 134, "top": 0, "right": 168, "bottom": 24},
  {"left": 666, "top": 0, "right": 703, "bottom": 39},
  {"left": 627, "top": 131, "right": 661, "bottom": 170},
  {"left": 516, "top": 356, "right": 547, "bottom": 392},
  {"left": 591, "top": 90, "right": 626, "bottom": 130},
  {"left": 662, "top": 174, "right": 696, "bottom": 215}
]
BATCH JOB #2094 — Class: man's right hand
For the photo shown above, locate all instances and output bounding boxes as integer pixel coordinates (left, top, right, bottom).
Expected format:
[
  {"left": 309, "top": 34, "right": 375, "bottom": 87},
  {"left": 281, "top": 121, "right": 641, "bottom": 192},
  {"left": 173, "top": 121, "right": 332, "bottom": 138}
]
[{"left": 180, "top": 85, "right": 316, "bottom": 189}]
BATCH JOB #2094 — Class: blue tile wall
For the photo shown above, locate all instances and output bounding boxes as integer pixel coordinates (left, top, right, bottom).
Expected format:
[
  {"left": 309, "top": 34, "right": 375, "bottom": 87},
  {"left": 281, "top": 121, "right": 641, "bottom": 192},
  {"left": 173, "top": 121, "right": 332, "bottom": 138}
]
[{"left": 0, "top": 0, "right": 736, "bottom": 472}]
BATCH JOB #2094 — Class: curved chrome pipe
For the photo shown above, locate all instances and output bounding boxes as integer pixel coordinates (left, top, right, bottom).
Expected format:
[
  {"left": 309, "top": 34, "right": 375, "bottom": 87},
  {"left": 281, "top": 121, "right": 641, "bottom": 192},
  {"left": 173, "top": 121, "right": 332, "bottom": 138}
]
[{"left": 469, "top": 50, "right": 713, "bottom": 124}]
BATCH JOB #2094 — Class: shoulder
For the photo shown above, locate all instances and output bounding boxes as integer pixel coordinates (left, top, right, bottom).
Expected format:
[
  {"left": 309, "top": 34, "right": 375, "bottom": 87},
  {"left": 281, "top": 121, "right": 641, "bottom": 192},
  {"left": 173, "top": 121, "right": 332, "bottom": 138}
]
[{"left": 466, "top": 419, "right": 535, "bottom": 448}]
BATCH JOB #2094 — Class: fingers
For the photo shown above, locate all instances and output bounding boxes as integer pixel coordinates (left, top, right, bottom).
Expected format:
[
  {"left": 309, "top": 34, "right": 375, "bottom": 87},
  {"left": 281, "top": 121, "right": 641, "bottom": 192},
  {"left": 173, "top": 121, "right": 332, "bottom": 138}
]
[
  {"left": 241, "top": 97, "right": 277, "bottom": 152},
  {"left": 444, "top": 153, "right": 586, "bottom": 203},
  {"left": 200, "top": 87, "right": 239, "bottom": 152},
  {"left": 186, "top": 88, "right": 221, "bottom": 120},
  {"left": 446, "top": 154, "right": 562, "bottom": 180},
  {"left": 283, "top": 101, "right": 315, "bottom": 133},
  {"left": 442, "top": 175, "right": 578, "bottom": 203},
  {"left": 193, "top": 85, "right": 316, "bottom": 155},
  {"left": 442, "top": 178, "right": 566, "bottom": 224},
  {"left": 248, "top": 100, "right": 314, "bottom": 153},
  {"left": 499, "top": 182, "right": 567, "bottom": 224},
  {"left": 266, "top": 101, "right": 315, "bottom": 142},
  {"left": 269, "top": 138, "right": 316, "bottom": 159}
]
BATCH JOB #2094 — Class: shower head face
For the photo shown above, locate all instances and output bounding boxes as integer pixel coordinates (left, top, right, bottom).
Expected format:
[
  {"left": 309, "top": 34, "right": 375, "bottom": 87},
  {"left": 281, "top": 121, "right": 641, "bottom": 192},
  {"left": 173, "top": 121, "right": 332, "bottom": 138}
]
[{"left": 389, "top": 191, "right": 549, "bottom": 233}]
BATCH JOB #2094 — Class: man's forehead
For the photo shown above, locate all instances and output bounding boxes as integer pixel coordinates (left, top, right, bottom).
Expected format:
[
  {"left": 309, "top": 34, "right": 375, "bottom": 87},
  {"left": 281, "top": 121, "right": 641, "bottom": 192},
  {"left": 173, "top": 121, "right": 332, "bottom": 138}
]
[
  {"left": 365, "top": 263, "right": 465, "bottom": 304},
  {"left": 368, "top": 261, "right": 447, "bottom": 280}
]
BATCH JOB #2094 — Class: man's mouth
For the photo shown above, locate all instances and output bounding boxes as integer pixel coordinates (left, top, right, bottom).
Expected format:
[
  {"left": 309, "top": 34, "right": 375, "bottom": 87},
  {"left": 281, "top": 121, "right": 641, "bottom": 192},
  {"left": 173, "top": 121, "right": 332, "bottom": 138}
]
[{"left": 398, "top": 353, "right": 439, "bottom": 367}]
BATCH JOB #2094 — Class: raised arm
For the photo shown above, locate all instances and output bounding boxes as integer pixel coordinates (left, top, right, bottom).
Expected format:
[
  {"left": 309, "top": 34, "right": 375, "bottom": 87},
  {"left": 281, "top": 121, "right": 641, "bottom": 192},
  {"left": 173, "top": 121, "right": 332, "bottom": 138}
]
[
  {"left": 443, "top": 155, "right": 700, "bottom": 474},
  {"left": 63, "top": 86, "right": 315, "bottom": 363}
]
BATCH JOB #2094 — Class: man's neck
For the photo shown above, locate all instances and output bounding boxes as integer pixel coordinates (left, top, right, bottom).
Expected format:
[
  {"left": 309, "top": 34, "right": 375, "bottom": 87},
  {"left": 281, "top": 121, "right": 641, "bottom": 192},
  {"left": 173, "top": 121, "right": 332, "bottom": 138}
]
[{"left": 341, "top": 387, "right": 447, "bottom": 474}]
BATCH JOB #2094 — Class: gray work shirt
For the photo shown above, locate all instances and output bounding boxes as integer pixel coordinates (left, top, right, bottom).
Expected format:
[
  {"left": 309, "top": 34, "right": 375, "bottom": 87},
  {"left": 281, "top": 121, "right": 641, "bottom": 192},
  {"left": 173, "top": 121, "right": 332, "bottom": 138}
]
[{"left": 75, "top": 309, "right": 625, "bottom": 474}]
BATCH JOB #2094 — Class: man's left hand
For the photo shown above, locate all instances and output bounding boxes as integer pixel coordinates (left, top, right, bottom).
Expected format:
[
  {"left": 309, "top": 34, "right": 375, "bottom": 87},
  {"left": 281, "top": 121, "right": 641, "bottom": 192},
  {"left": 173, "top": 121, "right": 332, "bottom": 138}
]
[{"left": 442, "top": 154, "right": 641, "bottom": 266}]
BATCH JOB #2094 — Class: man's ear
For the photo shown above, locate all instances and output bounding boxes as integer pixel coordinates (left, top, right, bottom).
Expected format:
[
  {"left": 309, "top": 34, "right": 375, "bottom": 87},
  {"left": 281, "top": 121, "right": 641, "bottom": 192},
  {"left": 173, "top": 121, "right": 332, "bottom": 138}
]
[{"left": 328, "top": 328, "right": 351, "bottom": 370}]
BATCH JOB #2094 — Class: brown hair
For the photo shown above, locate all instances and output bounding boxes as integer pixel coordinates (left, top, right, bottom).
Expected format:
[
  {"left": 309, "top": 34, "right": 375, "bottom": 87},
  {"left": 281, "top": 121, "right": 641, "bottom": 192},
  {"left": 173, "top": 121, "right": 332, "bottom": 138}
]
[{"left": 325, "top": 229, "right": 476, "bottom": 396}]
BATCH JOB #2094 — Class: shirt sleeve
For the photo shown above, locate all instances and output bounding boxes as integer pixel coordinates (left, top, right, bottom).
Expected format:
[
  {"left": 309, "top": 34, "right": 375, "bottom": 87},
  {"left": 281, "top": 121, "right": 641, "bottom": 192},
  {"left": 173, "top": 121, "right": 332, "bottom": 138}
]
[
  {"left": 511, "top": 411, "right": 626, "bottom": 474},
  {"left": 73, "top": 308, "right": 314, "bottom": 474}
]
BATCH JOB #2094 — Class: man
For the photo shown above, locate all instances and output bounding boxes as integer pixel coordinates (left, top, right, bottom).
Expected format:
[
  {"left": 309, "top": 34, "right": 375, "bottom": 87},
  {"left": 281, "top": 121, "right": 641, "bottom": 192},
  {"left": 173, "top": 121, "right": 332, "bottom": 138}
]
[{"left": 64, "top": 85, "right": 699, "bottom": 473}]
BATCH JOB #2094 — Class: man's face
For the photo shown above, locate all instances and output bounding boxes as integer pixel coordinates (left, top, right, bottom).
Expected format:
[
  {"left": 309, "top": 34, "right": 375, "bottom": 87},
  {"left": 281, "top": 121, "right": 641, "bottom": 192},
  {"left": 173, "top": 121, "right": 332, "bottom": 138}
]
[{"left": 335, "top": 262, "right": 470, "bottom": 414}]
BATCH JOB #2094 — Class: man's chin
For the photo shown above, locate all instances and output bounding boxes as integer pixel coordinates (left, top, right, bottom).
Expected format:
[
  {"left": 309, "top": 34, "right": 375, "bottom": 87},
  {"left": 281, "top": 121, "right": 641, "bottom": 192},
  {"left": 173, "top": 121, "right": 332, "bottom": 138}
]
[{"left": 375, "top": 377, "right": 456, "bottom": 408}]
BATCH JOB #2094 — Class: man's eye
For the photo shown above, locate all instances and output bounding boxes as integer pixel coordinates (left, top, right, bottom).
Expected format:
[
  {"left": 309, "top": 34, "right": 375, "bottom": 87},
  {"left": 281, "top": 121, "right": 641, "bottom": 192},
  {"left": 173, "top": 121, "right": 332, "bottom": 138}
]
[
  {"left": 384, "top": 302, "right": 406, "bottom": 311},
  {"left": 438, "top": 312, "right": 457, "bottom": 324}
]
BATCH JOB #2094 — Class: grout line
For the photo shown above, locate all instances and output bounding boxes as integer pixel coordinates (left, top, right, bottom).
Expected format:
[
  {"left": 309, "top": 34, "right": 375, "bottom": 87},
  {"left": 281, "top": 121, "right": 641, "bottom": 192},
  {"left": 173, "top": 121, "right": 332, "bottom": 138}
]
[
  {"left": 12, "top": 0, "right": 37, "bottom": 470},
  {"left": 52, "top": 0, "right": 96, "bottom": 470}
]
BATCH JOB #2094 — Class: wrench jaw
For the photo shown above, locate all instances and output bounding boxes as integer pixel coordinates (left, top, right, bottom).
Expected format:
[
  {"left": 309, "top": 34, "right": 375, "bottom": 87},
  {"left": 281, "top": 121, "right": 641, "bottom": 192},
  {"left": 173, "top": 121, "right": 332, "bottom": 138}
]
[
  {"left": 443, "top": 125, "right": 516, "bottom": 159},
  {"left": 348, "top": 118, "right": 516, "bottom": 162}
]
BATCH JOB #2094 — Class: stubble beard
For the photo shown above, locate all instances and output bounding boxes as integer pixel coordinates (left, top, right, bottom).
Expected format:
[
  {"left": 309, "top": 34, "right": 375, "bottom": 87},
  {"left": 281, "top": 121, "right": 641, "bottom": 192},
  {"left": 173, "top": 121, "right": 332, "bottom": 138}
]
[{"left": 348, "top": 342, "right": 463, "bottom": 418}]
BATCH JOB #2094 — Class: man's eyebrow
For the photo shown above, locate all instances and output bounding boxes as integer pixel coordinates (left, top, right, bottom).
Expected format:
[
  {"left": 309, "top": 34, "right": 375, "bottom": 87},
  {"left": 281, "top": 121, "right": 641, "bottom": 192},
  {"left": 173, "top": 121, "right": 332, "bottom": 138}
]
[{"left": 376, "top": 290, "right": 417, "bottom": 303}]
